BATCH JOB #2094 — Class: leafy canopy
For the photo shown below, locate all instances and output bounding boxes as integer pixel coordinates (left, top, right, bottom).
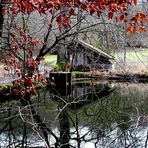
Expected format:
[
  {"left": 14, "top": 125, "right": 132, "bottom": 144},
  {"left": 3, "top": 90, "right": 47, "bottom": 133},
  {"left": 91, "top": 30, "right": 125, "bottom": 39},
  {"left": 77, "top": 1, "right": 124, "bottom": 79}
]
[{"left": 4, "top": 0, "right": 148, "bottom": 33}]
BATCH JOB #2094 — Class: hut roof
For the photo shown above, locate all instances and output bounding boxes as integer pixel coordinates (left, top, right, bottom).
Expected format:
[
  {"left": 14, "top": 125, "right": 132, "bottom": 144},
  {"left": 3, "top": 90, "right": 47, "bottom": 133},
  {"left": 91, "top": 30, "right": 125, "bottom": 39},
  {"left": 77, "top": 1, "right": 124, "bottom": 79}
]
[
  {"left": 50, "top": 40, "right": 114, "bottom": 60},
  {"left": 75, "top": 40, "right": 114, "bottom": 59}
]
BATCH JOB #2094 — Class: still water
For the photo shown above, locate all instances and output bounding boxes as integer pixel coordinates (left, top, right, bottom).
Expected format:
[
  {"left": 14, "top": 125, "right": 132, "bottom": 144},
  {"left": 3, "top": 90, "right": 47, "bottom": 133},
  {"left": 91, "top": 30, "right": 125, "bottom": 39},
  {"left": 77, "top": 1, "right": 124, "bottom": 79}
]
[{"left": 0, "top": 80, "right": 148, "bottom": 148}]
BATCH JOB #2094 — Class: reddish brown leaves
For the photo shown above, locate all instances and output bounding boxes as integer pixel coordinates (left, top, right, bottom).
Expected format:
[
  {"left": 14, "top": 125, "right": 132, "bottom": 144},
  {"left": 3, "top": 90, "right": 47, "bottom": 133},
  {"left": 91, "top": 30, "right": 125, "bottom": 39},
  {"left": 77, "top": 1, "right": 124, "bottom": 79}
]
[
  {"left": 139, "top": 26, "right": 146, "bottom": 33},
  {"left": 108, "top": 11, "right": 114, "bottom": 19},
  {"left": 127, "top": 12, "right": 148, "bottom": 34},
  {"left": 120, "top": 14, "right": 125, "bottom": 21},
  {"left": 5, "top": 0, "right": 147, "bottom": 34},
  {"left": 56, "top": 14, "right": 70, "bottom": 31},
  {"left": 127, "top": 26, "right": 133, "bottom": 35},
  {"left": 127, "top": 25, "right": 146, "bottom": 35},
  {"left": 12, "top": 73, "right": 46, "bottom": 98},
  {"left": 134, "top": 0, "right": 137, "bottom": 5},
  {"left": 69, "top": 8, "right": 76, "bottom": 16},
  {"left": 27, "top": 78, "right": 33, "bottom": 85},
  {"left": 56, "top": 14, "right": 62, "bottom": 31},
  {"left": 80, "top": 3, "right": 88, "bottom": 10},
  {"left": 54, "top": 1, "right": 61, "bottom": 10}
]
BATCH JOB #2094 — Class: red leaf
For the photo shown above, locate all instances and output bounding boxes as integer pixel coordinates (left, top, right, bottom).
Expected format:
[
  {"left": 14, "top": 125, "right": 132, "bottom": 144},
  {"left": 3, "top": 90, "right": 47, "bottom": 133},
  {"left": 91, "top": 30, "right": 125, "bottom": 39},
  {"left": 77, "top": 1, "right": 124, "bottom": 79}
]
[
  {"left": 63, "top": 15, "right": 69, "bottom": 28},
  {"left": 69, "top": 8, "right": 76, "bottom": 16},
  {"left": 49, "top": 23, "right": 52, "bottom": 29},
  {"left": 28, "top": 48, "right": 33, "bottom": 53},
  {"left": 120, "top": 14, "right": 124, "bottom": 21},
  {"left": 54, "top": 1, "right": 60, "bottom": 10},
  {"left": 81, "top": 4, "right": 87, "bottom": 10},
  {"left": 108, "top": 11, "right": 114, "bottom": 19},
  {"left": 65, "top": 2, "right": 70, "bottom": 7},
  {"left": 20, "top": 79, "right": 25, "bottom": 84},
  {"left": 56, "top": 15, "right": 62, "bottom": 31},
  {"left": 30, "top": 59, "right": 37, "bottom": 68},
  {"left": 31, "top": 39, "right": 39, "bottom": 46},
  {"left": 127, "top": 26, "right": 132, "bottom": 35},
  {"left": 90, "top": 7, "right": 96, "bottom": 15},
  {"left": 21, "top": 91, "right": 26, "bottom": 97},
  {"left": 11, "top": 7, "right": 18, "bottom": 15},
  {"left": 134, "top": 0, "right": 137, "bottom": 5},
  {"left": 27, "top": 78, "right": 33, "bottom": 85},
  {"left": 133, "top": 26, "right": 137, "bottom": 33},
  {"left": 47, "top": 2, "right": 53, "bottom": 8},
  {"left": 139, "top": 13, "right": 146, "bottom": 20},
  {"left": 38, "top": 74, "right": 44, "bottom": 82},
  {"left": 124, "top": 19, "right": 128, "bottom": 24},
  {"left": 31, "top": 86, "right": 37, "bottom": 93},
  {"left": 15, "top": 63, "right": 21, "bottom": 69},
  {"left": 139, "top": 26, "right": 146, "bottom": 33},
  {"left": 56, "top": 15, "right": 62, "bottom": 23}
]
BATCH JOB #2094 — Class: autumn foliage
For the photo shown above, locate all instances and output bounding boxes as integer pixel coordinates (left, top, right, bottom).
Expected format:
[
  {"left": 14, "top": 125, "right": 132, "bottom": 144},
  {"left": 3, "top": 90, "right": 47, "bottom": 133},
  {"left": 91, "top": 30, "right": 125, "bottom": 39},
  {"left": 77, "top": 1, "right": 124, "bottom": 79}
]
[
  {"left": 1, "top": 0, "right": 148, "bottom": 98},
  {"left": 2, "top": 0, "right": 146, "bottom": 32}
]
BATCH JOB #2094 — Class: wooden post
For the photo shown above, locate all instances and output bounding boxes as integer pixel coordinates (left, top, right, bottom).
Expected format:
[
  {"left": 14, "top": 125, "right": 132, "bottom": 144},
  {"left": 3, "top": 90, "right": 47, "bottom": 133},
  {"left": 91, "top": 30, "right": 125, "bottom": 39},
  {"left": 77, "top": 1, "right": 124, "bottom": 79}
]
[{"left": 49, "top": 72, "right": 71, "bottom": 96}]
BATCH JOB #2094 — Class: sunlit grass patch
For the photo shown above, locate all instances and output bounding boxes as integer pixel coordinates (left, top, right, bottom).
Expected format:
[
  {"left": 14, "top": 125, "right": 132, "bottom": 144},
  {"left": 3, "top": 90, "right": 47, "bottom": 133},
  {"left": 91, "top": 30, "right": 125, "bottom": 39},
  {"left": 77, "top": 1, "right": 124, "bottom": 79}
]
[
  {"left": 44, "top": 55, "right": 57, "bottom": 66},
  {"left": 112, "top": 49, "right": 148, "bottom": 73},
  {"left": 112, "top": 49, "right": 148, "bottom": 63}
]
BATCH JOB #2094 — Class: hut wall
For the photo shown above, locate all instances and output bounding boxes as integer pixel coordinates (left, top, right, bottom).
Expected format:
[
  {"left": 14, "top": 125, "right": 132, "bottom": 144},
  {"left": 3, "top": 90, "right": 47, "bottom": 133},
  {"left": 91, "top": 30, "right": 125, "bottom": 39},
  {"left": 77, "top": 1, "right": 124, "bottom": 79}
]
[
  {"left": 70, "top": 52, "right": 88, "bottom": 66},
  {"left": 69, "top": 43, "right": 113, "bottom": 71}
]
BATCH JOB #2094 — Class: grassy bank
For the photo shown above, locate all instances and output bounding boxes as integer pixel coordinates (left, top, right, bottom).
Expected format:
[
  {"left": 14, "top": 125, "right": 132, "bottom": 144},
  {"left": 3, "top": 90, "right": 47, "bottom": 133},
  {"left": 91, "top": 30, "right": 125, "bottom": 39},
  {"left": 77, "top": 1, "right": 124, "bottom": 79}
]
[
  {"left": 45, "top": 55, "right": 57, "bottom": 66},
  {"left": 111, "top": 49, "right": 148, "bottom": 73},
  {"left": 112, "top": 49, "right": 148, "bottom": 62}
]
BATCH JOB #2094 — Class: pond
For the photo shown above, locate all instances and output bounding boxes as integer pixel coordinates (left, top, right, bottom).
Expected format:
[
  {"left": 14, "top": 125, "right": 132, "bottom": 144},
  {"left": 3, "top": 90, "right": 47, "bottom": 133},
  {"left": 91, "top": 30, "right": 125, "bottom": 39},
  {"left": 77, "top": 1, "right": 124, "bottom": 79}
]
[{"left": 0, "top": 80, "right": 148, "bottom": 148}]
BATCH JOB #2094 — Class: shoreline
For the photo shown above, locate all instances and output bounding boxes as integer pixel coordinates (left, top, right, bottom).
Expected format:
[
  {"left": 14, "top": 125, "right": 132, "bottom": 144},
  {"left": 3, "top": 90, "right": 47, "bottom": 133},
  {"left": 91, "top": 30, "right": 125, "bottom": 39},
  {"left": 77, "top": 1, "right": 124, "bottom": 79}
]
[{"left": 72, "top": 71, "right": 148, "bottom": 83}]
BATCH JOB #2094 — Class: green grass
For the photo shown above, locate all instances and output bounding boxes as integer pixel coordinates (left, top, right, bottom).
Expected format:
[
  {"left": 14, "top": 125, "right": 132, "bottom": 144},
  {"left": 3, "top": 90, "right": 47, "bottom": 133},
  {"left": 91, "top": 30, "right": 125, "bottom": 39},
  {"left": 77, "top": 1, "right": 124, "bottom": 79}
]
[
  {"left": 44, "top": 55, "right": 57, "bottom": 66},
  {"left": 112, "top": 49, "right": 148, "bottom": 63},
  {"left": 72, "top": 71, "right": 90, "bottom": 78},
  {"left": 111, "top": 49, "right": 148, "bottom": 73}
]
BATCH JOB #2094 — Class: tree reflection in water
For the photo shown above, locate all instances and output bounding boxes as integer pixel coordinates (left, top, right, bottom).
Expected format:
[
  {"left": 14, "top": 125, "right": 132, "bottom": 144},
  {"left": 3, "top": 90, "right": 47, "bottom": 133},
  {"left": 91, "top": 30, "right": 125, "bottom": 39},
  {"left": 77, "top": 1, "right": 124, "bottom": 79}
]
[{"left": 0, "top": 80, "right": 148, "bottom": 148}]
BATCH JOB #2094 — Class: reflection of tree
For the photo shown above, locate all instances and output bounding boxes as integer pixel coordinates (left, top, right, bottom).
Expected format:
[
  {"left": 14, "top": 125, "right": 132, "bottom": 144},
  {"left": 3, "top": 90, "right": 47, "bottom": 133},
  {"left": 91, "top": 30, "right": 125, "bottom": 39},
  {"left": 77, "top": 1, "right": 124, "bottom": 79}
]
[
  {"left": 58, "top": 82, "right": 148, "bottom": 148},
  {"left": 56, "top": 82, "right": 115, "bottom": 148},
  {"left": 0, "top": 82, "right": 148, "bottom": 147},
  {"left": 59, "top": 107, "right": 70, "bottom": 148},
  {"left": 0, "top": 100, "right": 59, "bottom": 147},
  {"left": 0, "top": 106, "right": 28, "bottom": 147},
  {"left": 19, "top": 99, "right": 59, "bottom": 147}
]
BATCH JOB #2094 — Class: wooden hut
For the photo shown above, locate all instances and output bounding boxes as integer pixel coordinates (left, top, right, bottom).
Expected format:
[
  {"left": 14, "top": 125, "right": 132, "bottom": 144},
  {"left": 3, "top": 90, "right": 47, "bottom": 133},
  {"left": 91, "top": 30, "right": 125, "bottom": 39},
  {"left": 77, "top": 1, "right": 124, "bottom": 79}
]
[{"left": 67, "top": 40, "right": 113, "bottom": 71}]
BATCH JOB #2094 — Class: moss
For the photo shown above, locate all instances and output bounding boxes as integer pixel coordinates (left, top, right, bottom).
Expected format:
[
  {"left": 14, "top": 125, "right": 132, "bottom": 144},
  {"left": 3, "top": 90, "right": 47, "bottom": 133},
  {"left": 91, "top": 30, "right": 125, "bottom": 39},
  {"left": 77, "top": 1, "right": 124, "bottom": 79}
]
[
  {"left": 53, "top": 62, "right": 67, "bottom": 72},
  {"left": 0, "top": 81, "right": 44, "bottom": 95},
  {"left": 0, "top": 83, "right": 13, "bottom": 93},
  {"left": 72, "top": 72, "right": 90, "bottom": 78}
]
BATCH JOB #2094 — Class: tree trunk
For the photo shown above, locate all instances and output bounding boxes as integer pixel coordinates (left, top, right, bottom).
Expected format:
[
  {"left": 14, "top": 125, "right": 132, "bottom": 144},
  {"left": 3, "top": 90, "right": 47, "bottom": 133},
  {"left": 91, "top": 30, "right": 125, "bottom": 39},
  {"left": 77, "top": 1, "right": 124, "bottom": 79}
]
[
  {"left": 57, "top": 40, "right": 68, "bottom": 64},
  {"left": 0, "top": 0, "right": 4, "bottom": 37},
  {"left": 57, "top": 40, "right": 69, "bottom": 71},
  {"left": 59, "top": 103, "right": 70, "bottom": 148},
  {"left": 57, "top": 6, "right": 69, "bottom": 70}
]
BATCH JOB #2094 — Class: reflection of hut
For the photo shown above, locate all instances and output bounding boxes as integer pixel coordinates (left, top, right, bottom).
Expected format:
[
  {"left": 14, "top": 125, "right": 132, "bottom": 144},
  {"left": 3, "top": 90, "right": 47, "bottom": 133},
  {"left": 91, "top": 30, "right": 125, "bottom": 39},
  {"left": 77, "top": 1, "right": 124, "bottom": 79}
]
[
  {"left": 69, "top": 82, "right": 114, "bottom": 110},
  {"left": 68, "top": 40, "right": 113, "bottom": 71}
]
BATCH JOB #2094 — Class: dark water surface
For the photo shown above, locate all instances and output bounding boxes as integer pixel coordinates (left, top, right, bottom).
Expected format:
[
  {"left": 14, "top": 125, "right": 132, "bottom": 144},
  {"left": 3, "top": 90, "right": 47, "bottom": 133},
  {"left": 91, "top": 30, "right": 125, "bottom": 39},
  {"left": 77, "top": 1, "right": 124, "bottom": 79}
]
[{"left": 0, "top": 80, "right": 148, "bottom": 148}]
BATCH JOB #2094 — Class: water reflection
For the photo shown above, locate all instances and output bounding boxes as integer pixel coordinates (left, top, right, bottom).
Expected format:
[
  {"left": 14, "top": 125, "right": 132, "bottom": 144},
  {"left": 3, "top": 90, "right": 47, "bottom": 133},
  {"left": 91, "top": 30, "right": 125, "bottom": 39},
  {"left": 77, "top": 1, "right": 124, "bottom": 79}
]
[{"left": 0, "top": 80, "right": 148, "bottom": 148}]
